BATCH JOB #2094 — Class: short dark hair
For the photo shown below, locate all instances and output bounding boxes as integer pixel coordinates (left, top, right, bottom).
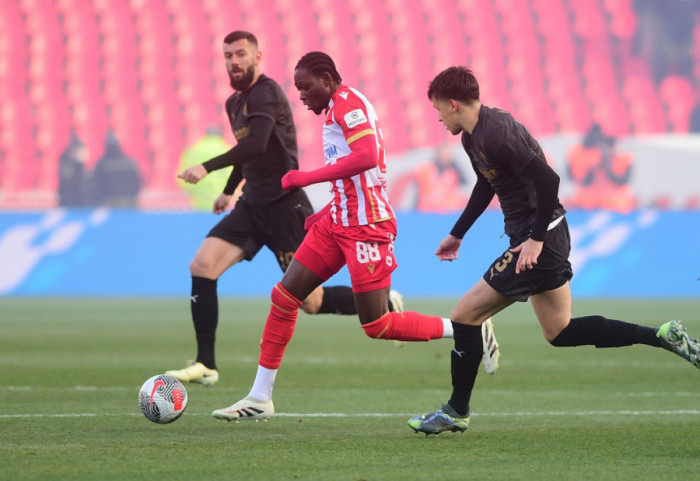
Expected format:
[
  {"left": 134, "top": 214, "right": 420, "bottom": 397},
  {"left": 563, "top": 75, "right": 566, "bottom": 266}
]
[
  {"left": 295, "top": 51, "right": 342, "bottom": 84},
  {"left": 427, "top": 66, "right": 479, "bottom": 103},
  {"left": 223, "top": 30, "right": 258, "bottom": 48}
]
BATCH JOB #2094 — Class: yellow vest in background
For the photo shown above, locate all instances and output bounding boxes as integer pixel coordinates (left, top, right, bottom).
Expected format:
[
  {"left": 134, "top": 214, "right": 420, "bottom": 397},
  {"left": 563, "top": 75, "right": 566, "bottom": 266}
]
[{"left": 179, "top": 134, "right": 232, "bottom": 211}]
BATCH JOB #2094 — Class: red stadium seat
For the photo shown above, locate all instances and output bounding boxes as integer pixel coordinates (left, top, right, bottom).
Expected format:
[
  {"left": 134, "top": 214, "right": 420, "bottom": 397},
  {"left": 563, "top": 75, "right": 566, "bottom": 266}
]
[
  {"left": 659, "top": 76, "right": 695, "bottom": 132},
  {"left": 2, "top": 0, "right": 695, "bottom": 206}
]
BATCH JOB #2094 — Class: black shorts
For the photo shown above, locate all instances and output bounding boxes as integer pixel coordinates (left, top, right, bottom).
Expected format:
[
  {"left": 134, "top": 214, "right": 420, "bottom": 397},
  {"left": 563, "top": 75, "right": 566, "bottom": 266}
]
[
  {"left": 207, "top": 189, "right": 313, "bottom": 271},
  {"left": 483, "top": 217, "right": 574, "bottom": 302}
]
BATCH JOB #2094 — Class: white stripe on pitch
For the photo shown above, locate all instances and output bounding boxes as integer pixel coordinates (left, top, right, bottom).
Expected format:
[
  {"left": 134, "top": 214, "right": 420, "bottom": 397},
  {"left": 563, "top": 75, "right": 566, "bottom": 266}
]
[
  {"left": 2, "top": 409, "right": 699, "bottom": 419},
  {"left": 0, "top": 386, "right": 697, "bottom": 398}
]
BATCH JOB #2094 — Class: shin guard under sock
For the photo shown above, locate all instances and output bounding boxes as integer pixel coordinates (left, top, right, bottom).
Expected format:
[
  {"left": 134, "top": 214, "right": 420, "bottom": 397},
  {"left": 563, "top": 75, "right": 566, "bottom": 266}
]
[
  {"left": 447, "top": 322, "right": 483, "bottom": 417},
  {"left": 191, "top": 276, "right": 218, "bottom": 369},
  {"left": 318, "top": 285, "right": 357, "bottom": 315},
  {"left": 550, "top": 316, "right": 662, "bottom": 348},
  {"left": 259, "top": 283, "right": 302, "bottom": 369},
  {"left": 361, "top": 311, "right": 444, "bottom": 341}
]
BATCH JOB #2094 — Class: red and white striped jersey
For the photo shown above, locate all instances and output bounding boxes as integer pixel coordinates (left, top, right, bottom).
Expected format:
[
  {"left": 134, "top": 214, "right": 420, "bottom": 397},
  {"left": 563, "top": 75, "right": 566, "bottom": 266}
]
[{"left": 323, "top": 85, "right": 394, "bottom": 226}]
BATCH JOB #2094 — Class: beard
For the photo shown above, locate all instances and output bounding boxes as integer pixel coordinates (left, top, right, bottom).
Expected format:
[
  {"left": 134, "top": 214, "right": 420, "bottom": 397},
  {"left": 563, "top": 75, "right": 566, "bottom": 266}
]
[{"left": 229, "top": 65, "right": 255, "bottom": 91}]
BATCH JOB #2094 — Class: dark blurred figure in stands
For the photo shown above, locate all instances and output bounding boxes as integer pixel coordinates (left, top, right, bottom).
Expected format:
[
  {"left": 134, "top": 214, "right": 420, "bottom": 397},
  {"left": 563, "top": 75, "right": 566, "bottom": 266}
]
[
  {"left": 58, "top": 134, "right": 91, "bottom": 207},
  {"left": 91, "top": 131, "right": 142, "bottom": 207},
  {"left": 633, "top": 0, "right": 698, "bottom": 84},
  {"left": 690, "top": 98, "right": 700, "bottom": 133},
  {"left": 566, "top": 123, "right": 636, "bottom": 212},
  {"left": 414, "top": 140, "right": 470, "bottom": 213}
]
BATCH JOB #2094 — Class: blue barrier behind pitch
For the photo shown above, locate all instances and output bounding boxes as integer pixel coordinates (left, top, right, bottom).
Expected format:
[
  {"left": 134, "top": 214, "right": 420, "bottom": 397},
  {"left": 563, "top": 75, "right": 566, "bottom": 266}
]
[{"left": 0, "top": 210, "right": 697, "bottom": 298}]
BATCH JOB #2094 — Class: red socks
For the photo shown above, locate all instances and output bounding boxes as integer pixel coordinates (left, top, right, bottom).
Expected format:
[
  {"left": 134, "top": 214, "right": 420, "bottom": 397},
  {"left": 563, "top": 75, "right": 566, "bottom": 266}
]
[
  {"left": 259, "top": 283, "right": 302, "bottom": 369},
  {"left": 362, "top": 311, "right": 444, "bottom": 341},
  {"left": 260, "top": 285, "right": 444, "bottom": 369}
]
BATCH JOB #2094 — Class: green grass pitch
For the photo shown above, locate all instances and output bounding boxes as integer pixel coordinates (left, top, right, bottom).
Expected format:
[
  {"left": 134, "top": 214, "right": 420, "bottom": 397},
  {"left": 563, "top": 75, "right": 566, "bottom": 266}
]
[{"left": 1, "top": 298, "right": 698, "bottom": 480}]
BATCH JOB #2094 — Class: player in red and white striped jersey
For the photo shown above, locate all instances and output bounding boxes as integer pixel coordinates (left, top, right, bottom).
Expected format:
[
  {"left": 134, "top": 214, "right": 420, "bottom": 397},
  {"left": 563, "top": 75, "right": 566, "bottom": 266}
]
[
  {"left": 212, "top": 52, "right": 499, "bottom": 423},
  {"left": 319, "top": 84, "right": 393, "bottom": 226}
]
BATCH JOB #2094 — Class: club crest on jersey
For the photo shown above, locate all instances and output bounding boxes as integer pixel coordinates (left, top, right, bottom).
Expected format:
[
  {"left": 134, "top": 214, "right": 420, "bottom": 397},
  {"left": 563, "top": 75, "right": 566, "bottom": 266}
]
[
  {"left": 480, "top": 168, "right": 498, "bottom": 180},
  {"left": 234, "top": 126, "right": 250, "bottom": 141},
  {"left": 344, "top": 109, "right": 368, "bottom": 129},
  {"left": 367, "top": 263, "right": 376, "bottom": 274}
]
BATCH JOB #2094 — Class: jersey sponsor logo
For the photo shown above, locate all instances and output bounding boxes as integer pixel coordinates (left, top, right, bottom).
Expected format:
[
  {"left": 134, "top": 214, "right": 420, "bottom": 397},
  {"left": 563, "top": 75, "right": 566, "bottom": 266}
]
[{"left": 344, "top": 109, "right": 368, "bottom": 129}]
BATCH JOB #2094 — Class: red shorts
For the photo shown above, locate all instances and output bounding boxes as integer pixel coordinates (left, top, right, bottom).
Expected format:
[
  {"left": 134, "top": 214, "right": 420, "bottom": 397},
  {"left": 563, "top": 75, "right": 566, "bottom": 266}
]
[{"left": 294, "top": 215, "right": 398, "bottom": 293}]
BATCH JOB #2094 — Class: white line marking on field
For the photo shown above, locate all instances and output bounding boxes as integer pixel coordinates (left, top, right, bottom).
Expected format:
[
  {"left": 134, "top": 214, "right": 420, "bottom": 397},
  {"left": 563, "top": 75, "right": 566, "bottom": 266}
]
[
  {"left": 1, "top": 386, "right": 697, "bottom": 398},
  {"left": 2, "top": 410, "right": 699, "bottom": 419}
]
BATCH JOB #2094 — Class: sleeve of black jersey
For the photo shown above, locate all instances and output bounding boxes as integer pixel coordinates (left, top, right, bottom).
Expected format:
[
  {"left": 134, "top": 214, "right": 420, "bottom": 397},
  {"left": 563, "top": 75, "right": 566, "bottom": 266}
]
[
  {"left": 450, "top": 170, "right": 495, "bottom": 239},
  {"left": 201, "top": 115, "right": 275, "bottom": 172},
  {"left": 518, "top": 155, "right": 561, "bottom": 241},
  {"left": 222, "top": 164, "right": 244, "bottom": 196}
]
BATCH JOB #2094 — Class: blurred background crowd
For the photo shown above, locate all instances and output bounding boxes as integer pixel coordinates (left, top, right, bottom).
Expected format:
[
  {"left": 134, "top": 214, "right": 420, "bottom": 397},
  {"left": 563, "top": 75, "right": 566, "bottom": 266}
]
[{"left": 1, "top": 0, "right": 699, "bottom": 212}]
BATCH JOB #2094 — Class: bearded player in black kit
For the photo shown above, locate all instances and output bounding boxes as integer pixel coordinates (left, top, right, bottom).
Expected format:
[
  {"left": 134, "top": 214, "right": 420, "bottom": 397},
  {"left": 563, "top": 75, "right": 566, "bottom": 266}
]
[{"left": 169, "top": 31, "right": 404, "bottom": 386}]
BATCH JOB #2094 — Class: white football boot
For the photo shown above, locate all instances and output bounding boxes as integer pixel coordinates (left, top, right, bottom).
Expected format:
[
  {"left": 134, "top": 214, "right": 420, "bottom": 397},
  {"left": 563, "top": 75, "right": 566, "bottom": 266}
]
[
  {"left": 165, "top": 361, "right": 219, "bottom": 386},
  {"left": 481, "top": 318, "right": 500, "bottom": 374},
  {"left": 212, "top": 396, "right": 275, "bottom": 422}
]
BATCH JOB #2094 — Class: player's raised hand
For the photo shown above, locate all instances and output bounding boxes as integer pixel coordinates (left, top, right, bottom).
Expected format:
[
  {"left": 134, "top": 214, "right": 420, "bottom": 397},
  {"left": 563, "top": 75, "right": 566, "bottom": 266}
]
[
  {"left": 281, "top": 170, "right": 307, "bottom": 190},
  {"left": 178, "top": 164, "right": 208, "bottom": 184},
  {"left": 212, "top": 193, "right": 232, "bottom": 214},
  {"left": 435, "top": 234, "right": 462, "bottom": 261}
]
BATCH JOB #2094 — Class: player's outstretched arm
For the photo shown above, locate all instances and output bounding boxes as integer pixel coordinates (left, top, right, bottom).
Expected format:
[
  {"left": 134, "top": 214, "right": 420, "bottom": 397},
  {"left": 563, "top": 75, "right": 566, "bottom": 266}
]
[
  {"left": 178, "top": 164, "right": 208, "bottom": 184},
  {"left": 281, "top": 134, "right": 377, "bottom": 190}
]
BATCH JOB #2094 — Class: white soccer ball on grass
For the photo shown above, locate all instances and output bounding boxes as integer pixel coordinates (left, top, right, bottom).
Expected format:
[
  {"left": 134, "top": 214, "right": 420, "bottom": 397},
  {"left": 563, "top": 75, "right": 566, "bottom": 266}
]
[{"left": 138, "top": 374, "right": 188, "bottom": 424}]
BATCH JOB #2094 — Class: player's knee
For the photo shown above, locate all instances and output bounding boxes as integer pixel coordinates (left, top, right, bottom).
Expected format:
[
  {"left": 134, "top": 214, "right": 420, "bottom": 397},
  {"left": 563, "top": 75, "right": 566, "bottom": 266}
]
[
  {"left": 189, "top": 258, "right": 208, "bottom": 277},
  {"left": 361, "top": 313, "right": 391, "bottom": 339},
  {"left": 270, "top": 283, "right": 302, "bottom": 313}
]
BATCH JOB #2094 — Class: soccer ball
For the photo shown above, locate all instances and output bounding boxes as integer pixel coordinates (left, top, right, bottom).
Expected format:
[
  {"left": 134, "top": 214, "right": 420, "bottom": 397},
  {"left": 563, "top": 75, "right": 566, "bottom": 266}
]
[{"left": 138, "top": 374, "right": 188, "bottom": 424}]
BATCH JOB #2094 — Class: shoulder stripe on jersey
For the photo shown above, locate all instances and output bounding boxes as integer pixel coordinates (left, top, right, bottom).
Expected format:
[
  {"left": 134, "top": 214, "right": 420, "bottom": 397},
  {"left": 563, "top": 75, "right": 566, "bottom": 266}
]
[{"left": 346, "top": 128, "right": 374, "bottom": 145}]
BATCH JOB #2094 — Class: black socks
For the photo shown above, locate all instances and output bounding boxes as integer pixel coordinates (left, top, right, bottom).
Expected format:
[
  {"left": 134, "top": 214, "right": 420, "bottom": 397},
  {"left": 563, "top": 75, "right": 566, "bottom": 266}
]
[
  {"left": 191, "top": 276, "right": 218, "bottom": 369},
  {"left": 317, "top": 286, "right": 398, "bottom": 314},
  {"left": 551, "top": 315, "right": 662, "bottom": 348},
  {"left": 447, "top": 322, "right": 483, "bottom": 417},
  {"left": 318, "top": 285, "right": 358, "bottom": 315}
]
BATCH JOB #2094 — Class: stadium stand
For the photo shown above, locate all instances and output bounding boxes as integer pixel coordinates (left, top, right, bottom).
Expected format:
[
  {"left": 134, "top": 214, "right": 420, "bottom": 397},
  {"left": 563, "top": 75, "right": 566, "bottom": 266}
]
[{"left": 0, "top": 0, "right": 697, "bottom": 208}]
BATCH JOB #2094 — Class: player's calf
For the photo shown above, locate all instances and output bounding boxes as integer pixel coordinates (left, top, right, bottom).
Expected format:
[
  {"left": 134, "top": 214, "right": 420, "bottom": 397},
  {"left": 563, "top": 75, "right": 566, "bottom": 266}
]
[{"left": 361, "top": 311, "right": 447, "bottom": 341}]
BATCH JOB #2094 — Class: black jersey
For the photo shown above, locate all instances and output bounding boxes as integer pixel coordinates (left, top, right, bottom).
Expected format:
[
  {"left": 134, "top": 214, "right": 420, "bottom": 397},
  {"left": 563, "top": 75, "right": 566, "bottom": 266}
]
[
  {"left": 225, "top": 74, "right": 299, "bottom": 204},
  {"left": 461, "top": 105, "right": 566, "bottom": 239}
]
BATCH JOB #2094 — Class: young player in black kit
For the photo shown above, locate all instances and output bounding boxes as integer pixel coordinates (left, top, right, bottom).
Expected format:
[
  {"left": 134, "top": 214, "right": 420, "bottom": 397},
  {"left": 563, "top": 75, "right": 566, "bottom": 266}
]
[
  {"left": 169, "top": 31, "right": 404, "bottom": 386},
  {"left": 408, "top": 66, "right": 700, "bottom": 435}
]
